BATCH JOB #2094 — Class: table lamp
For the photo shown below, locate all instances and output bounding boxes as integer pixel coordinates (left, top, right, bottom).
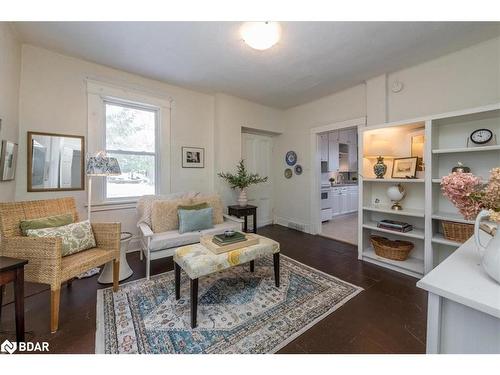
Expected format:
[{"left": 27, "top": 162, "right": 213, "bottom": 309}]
[
  {"left": 86, "top": 151, "right": 121, "bottom": 221},
  {"left": 364, "top": 136, "right": 394, "bottom": 179}
]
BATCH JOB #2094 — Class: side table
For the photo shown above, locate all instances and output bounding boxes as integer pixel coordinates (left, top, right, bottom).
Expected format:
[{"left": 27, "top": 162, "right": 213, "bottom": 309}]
[
  {"left": 98, "top": 232, "right": 134, "bottom": 284},
  {"left": 0, "top": 256, "right": 28, "bottom": 343},
  {"left": 228, "top": 205, "right": 258, "bottom": 233}
]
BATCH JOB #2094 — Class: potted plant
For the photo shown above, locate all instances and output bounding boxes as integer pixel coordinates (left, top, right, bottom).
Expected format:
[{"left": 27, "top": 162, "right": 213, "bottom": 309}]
[{"left": 218, "top": 160, "right": 268, "bottom": 207}]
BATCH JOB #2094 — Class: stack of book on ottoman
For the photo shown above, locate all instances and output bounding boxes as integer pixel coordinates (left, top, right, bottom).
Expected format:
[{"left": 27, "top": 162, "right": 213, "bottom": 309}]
[
  {"left": 200, "top": 231, "right": 259, "bottom": 254},
  {"left": 377, "top": 219, "right": 413, "bottom": 233}
]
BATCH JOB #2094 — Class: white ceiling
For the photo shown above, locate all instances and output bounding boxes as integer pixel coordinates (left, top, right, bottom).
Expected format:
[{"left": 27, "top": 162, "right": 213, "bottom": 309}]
[{"left": 12, "top": 22, "right": 500, "bottom": 109}]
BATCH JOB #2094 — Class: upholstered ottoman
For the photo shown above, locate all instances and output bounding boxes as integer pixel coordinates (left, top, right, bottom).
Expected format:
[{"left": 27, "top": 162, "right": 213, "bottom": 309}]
[{"left": 173, "top": 234, "right": 280, "bottom": 328}]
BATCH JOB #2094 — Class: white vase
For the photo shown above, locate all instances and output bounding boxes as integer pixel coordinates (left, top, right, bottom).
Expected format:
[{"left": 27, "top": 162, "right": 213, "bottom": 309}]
[
  {"left": 238, "top": 188, "right": 248, "bottom": 207},
  {"left": 474, "top": 210, "right": 500, "bottom": 284}
]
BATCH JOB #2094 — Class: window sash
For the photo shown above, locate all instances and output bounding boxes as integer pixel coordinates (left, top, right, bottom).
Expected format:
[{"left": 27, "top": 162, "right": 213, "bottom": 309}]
[{"left": 103, "top": 99, "right": 160, "bottom": 200}]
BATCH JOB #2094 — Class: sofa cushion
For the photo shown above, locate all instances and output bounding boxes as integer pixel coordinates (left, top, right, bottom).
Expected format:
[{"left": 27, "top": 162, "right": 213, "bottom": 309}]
[
  {"left": 191, "top": 194, "right": 224, "bottom": 224},
  {"left": 151, "top": 198, "right": 192, "bottom": 233},
  {"left": 149, "top": 229, "right": 201, "bottom": 251},
  {"left": 178, "top": 207, "right": 213, "bottom": 234},
  {"left": 178, "top": 202, "right": 209, "bottom": 211},
  {"left": 200, "top": 221, "right": 241, "bottom": 237}
]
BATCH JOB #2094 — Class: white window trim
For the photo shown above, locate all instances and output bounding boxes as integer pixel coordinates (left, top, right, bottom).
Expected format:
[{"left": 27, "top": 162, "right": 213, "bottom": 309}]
[{"left": 87, "top": 79, "right": 172, "bottom": 207}]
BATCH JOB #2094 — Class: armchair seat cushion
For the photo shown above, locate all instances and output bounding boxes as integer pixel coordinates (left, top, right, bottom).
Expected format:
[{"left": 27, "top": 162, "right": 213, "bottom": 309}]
[{"left": 61, "top": 247, "right": 116, "bottom": 282}]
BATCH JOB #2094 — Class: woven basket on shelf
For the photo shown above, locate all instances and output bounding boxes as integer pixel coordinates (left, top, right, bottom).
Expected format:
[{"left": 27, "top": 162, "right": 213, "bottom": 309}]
[
  {"left": 370, "top": 235, "right": 414, "bottom": 261},
  {"left": 441, "top": 221, "right": 474, "bottom": 243}
]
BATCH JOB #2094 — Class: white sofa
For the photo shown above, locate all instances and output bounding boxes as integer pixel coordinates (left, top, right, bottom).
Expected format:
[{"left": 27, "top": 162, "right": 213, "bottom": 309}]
[{"left": 138, "top": 194, "right": 243, "bottom": 279}]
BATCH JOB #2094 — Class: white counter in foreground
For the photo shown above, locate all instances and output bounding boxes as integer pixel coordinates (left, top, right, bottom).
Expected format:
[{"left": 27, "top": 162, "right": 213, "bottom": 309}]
[{"left": 417, "top": 231, "right": 500, "bottom": 354}]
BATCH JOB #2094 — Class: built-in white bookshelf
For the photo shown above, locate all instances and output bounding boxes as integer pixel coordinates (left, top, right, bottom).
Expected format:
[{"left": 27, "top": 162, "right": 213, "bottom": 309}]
[{"left": 358, "top": 103, "right": 500, "bottom": 279}]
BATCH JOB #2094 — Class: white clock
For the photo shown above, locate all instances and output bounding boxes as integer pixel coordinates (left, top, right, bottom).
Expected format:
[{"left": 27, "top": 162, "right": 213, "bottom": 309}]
[{"left": 470, "top": 128, "right": 493, "bottom": 145}]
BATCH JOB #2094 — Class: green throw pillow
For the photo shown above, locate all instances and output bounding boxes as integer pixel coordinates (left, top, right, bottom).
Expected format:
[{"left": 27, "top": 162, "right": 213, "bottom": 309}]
[
  {"left": 177, "top": 202, "right": 209, "bottom": 211},
  {"left": 20, "top": 213, "right": 74, "bottom": 235},
  {"left": 178, "top": 207, "right": 213, "bottom": 234},
  {"left": 26, "top": 220, "right": 96, "bottom": 257}
]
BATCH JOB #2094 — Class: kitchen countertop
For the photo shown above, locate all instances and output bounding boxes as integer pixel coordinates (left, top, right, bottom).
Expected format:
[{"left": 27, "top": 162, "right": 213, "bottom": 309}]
[{"left": 322, "top": 183, "right": 358, "bottom": 188}]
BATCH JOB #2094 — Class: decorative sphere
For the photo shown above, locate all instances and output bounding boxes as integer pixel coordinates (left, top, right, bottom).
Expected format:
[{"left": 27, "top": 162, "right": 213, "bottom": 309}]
[{"left": 387, "top": 184, "right": 406, "bottom": 202}]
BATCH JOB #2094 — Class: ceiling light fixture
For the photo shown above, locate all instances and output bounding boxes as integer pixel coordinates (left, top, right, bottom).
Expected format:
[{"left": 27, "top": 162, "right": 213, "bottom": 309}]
[{"left": 240, "top": 22, "right": 281, "bottom": 50}]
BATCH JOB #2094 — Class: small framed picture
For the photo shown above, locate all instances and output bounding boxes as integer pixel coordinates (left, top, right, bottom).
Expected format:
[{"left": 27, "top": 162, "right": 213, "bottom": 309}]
[
  {"left": 182, "top": 146, "right": 204, "bottom": 168},
  {"left": 0, "top": 140, "right": 18, "bottom": 181},
  {"left": 391, "top": 157, "right": 418, "bottom": 179}
]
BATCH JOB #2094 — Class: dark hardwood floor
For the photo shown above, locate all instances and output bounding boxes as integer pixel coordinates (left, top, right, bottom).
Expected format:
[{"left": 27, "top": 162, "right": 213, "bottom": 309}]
[{"left": 0, "top": 225, "right": 427, "bottom": 354}]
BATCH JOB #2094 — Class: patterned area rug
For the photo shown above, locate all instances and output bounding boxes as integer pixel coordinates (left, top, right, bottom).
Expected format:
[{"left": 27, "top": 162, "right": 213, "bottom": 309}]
[{"left": 96, "top": 255, "right": 362, "bottom": 354}]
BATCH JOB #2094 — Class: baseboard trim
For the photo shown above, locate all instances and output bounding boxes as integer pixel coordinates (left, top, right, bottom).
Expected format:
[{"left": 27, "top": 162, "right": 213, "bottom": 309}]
[{"left": 274, "top": 216, "right": 311, "bottom": 234}]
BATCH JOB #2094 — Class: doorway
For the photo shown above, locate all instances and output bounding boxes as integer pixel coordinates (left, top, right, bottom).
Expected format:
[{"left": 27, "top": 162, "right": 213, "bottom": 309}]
[
  {"left": 241, "top": 132, "right": 274, "bottom": 229},
  {"left": 309, "top": 118, "right": 366, "bottom": 245}
]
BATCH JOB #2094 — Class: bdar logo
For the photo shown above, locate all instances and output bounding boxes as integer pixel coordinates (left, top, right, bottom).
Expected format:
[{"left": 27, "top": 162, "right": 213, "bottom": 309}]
[{"left": 1, "top": 339, "right": 17, "bottom": 354}]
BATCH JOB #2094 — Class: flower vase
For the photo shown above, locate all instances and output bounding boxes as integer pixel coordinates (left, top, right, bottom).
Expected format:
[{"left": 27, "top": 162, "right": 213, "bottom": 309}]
[{"left": 238, "top": 189, "right": 248, "bottom": 207}]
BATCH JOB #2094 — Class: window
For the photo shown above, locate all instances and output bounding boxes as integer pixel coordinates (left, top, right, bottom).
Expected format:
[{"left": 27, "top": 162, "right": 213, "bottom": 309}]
[{"left": 104, "top": 100, "right": 158, "bottom": 199}]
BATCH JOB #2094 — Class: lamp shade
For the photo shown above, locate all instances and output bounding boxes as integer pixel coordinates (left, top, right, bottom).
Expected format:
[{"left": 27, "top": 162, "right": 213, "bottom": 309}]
[
  {"left": 364, "top": 136, "right": 394, "bottom": 158},
  {"left": 86, "top": 152, "right": 121, "bottom": 176}
]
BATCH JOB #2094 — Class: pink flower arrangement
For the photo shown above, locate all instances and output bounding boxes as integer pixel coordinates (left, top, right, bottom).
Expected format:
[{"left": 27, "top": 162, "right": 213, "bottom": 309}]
[
  {"left": 441, "top": 172, "right": 482, "bottom": 220},
  {"left": 442, "top": 168, "right": 500, "bottom": 222}
]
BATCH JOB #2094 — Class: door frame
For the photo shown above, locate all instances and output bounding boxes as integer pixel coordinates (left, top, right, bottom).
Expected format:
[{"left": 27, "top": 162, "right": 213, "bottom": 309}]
[
  {"left": 309, "top": 117, "right": 366, "bottom": 235},
  {"left": 241, "top": 131, "right": 276, "bottom": 228}
]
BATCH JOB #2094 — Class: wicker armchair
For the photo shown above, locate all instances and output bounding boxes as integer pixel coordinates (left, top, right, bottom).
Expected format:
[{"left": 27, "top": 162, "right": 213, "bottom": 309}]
[{"left": 0, "top": 197, "right": 120, "bottom": 333}]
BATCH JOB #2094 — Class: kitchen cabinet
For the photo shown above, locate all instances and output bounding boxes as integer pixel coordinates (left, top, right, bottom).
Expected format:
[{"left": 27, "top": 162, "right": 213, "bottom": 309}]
[
  {"left": 338, "top": 130, "right": 350, "bottom": 144},
  {"left": 319, "top": 134, "right": 328, "bottom": 161},
  {"left": 328, "top": 132, "right": 339, "bottom": 172},
  {"left": 348, "top": 130, "right": 358, "bottom": 172},
  {"left": 331, "top": 186, "right": 358, "bottom": 216}
]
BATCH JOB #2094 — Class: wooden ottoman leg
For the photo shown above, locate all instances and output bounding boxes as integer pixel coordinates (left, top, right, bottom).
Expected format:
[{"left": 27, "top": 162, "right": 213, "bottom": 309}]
[
  {"left": 249, "top": 260, "right": 255, "bottom": 272},
  {"left": 174, "top": 262, "right": 181, "bottom": 300},
  {"left": 273, "top": 253, "right": 280, "bottom": 288},
  {"left": 190, "top": 278, "right": 198, "bottom": 328}
]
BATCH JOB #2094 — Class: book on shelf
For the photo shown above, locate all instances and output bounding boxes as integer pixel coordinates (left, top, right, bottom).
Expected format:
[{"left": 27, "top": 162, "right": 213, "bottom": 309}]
[{"left": 377, "top": 219, "right": 413, "bottom": 232}]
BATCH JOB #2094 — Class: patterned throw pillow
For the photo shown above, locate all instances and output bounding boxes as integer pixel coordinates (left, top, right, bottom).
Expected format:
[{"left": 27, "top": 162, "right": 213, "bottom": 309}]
[{"left": 26, "top": 220, "right": 96, "bottom": 257}]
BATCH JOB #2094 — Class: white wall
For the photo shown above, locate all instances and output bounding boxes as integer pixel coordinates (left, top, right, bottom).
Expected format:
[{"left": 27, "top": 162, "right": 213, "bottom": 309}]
[
  {"left": 16, "top": 45, "right": 215, "bottom": 240},
  {"left": 386, "top": 37, "right": 500, "bottom": 122},
  {"left": 214, "top": 93, "right": 284, "bottom": 207},
  {"left": 0, "top": 24, "right": 21, "bottom": 202},
  {"left": 274, "top": 85, "right": 366, "bottom": 231}
]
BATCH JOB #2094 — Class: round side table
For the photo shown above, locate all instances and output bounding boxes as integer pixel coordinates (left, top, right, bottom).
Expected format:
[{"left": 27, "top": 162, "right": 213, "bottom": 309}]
[{"left": 98, "top": 232, "right": 134, "bottom": 284}]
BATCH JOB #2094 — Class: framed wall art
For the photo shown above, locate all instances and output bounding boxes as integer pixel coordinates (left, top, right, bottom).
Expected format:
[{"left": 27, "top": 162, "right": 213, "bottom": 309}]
[{"left": 182, "top": 146, "right": 204, "bottom": 168}]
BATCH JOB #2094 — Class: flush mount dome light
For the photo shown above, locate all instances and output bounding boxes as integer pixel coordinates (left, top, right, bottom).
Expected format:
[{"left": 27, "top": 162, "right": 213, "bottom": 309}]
[{"left": 240, "top": 22, "right": 281, "bottom": 50}]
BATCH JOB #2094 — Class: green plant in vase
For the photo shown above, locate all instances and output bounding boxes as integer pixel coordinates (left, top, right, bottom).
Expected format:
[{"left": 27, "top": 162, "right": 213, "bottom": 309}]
[{"left": 218, "top": 160, "right": 268, "bottom": 207}]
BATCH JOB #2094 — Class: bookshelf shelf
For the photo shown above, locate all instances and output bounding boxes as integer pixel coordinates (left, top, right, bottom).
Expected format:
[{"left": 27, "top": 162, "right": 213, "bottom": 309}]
[
  {"left": 432, "top": 144, "right": 500, "bottom": 154},
  {"left": 363, "top": 221, "right": 425, "bottom": 240},
  {"left": 363, "top": 205, "right": 424, "bottom": 218},
  {"left": 362, "top": 247, "right": 424, "bottom": 277},
  {"left": 359, "top": 102, "right": 500, "bottom": 277}
]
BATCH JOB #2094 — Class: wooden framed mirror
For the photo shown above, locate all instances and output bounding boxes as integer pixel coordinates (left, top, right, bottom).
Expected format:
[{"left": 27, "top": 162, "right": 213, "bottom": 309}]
[{"left": 27, "top": 131, "right": 85, "bottom": 192}]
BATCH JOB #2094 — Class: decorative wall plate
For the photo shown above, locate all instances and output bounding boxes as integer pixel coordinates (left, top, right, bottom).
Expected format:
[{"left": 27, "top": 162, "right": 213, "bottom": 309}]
[
  {"left": 285, "top": 151, "right": 297, "bottom": 166},
  {"left": 294, "top": 164, "right": 303, "bottom": 175},
  {"left": 284, "top": 168, "right": 293, "bottom": 179}
]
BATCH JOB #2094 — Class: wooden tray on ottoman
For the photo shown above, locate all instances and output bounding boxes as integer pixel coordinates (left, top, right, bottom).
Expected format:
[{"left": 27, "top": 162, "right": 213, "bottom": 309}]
[{"left": 200, "top": 233, "right": 260, "bottom": 254}]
